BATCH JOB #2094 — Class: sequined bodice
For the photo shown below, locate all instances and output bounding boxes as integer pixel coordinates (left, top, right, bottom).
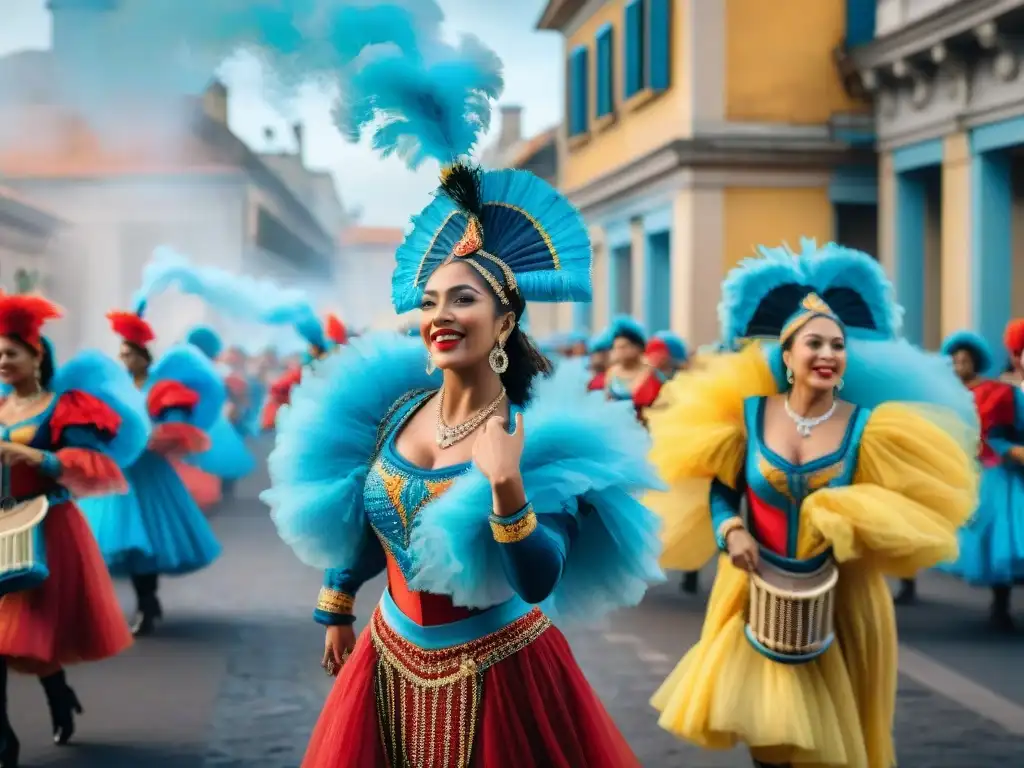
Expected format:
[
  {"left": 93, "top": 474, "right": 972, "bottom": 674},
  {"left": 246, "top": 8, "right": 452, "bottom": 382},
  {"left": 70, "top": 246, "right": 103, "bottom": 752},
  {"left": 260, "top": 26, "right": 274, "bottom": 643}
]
[
  {"left": 0, "top": 397, "right": 57, "bottom": 501},
  {"left": 742, "top": 397, "right": 867, "bottom": 557},
  {"left": 363, "top": 441, "right": 467, "bottom": 577}
]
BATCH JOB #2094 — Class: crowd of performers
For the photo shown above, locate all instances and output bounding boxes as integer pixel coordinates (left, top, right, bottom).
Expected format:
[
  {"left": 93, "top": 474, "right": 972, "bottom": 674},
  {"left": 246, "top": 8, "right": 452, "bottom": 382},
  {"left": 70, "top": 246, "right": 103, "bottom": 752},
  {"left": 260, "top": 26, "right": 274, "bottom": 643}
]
[{"left": 0, "top": 26, "right": 1021, "bottom": 768}]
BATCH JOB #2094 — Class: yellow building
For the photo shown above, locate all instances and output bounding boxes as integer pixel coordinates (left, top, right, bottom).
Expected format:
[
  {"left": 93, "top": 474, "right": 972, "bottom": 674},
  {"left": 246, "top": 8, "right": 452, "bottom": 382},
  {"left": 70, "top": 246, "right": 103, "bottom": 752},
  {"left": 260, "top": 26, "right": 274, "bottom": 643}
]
[{"left": 538, "top": 0, "right": 878, "bottom": 344}]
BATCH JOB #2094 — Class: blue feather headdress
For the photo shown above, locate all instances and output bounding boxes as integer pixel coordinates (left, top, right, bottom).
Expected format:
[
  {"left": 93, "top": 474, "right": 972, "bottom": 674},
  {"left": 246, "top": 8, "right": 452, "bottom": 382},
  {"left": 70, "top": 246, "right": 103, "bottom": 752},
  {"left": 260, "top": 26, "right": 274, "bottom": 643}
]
[
  {"left": 941, "top": 330, "right": 995, "bottom": 376},
  {"left": 133, "top": 246, "right": 327, "bottom": 352},
  {"left": 609, "top": 315, "right": 647, "bottom": 345},
  {"left": 186, "top": 325, "right": 224, "bottom": 361},
  {"left": 588, "top": 327, "right": 614, "bottom": 354},
  {"left": 719, "top": 239, "right": 899, "bottom": 350},
  {"left": 334, "top": 28, "right": 591, "bottom": 314},
  {"left": 654, "top": 330, "right": 687, "bottom": 362}
]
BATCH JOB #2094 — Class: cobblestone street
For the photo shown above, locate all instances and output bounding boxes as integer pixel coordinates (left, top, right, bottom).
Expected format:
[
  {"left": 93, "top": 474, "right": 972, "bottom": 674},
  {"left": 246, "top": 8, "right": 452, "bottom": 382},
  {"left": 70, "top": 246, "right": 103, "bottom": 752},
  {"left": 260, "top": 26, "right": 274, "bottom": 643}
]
[{"left": 9, "top": 450, "right": 1024, "bottom": 767}]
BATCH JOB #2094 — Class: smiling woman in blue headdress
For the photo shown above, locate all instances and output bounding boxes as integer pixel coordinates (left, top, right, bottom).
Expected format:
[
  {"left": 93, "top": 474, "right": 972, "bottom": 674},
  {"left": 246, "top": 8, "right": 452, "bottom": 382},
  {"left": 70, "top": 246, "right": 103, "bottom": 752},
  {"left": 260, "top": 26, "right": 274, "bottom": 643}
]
[
  {"left": 261, "top": 27, "right": 663, "bottom": 768},
  {"left": 645, "top": 240, "right": 979, "bottom": 768}
]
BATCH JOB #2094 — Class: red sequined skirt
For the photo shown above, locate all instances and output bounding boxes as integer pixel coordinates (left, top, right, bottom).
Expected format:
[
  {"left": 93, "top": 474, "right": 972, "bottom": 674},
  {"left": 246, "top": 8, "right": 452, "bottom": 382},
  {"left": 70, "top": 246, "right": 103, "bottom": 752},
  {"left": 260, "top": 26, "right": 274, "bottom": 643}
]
[{"left": 303, "top": 606, "right": 640, "bottom": 768}]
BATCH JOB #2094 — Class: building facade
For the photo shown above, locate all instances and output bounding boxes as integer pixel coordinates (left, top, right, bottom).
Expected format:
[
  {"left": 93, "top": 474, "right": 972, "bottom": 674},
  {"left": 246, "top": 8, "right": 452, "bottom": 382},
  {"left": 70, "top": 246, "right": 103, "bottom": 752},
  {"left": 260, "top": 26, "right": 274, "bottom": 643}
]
[
  {"left": 337, "top": 226, "right": 406, "bottom": 331},
  {"left": 0, "top": 188, "right": 75, "bottom": 353},
  {"left": 0, "top": 2, "right": 337, "bottom": 353},
  {"left": 848, "top": 0, "right": 1024, "bottom": 353},
  {"left": 538, "top": 0, "right": 878, "bottom": 344}
]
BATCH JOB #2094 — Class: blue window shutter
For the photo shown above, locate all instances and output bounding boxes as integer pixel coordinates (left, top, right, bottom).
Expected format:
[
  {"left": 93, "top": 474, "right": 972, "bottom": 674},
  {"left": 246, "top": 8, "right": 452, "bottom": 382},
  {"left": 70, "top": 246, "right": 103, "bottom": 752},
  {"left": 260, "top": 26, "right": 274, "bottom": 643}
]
[
  {"left": 845, "top": 0, "right": 876, "bottom": 48},
  {"left": 575, "top": 47, "right": 589, "bottom": 133},
  {"left": 647, "top": 0, "right": 670, "bottom": 91},
  {"left": 624, "top": 0, "right": 643, "bottom": 98},
  {"left": 568, "top": 47, "right": 587, "bottom": 135},
  {"left": 596, "top": 24, "right": 613, "bottom": 117}
]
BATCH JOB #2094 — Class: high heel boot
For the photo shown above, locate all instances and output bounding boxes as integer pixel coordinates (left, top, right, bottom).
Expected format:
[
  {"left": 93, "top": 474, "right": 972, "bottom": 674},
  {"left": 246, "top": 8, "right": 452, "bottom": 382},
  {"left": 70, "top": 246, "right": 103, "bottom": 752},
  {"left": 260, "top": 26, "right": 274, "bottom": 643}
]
[
  {"left": 130, "top": 573, "right": 162, "bottom": 636},
  {"left": 0, "top": 659, "right": 18, "bottom": 768},
  {"left": 40, "top": 669, "right": 83, "bottom": 745}
]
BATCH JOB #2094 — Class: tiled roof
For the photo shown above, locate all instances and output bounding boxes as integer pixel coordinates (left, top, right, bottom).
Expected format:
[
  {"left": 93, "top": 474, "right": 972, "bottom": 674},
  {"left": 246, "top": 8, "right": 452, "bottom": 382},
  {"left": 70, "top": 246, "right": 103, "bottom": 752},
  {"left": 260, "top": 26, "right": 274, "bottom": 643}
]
[
  {"left": 340, "top": 226, "right": 405, "bottom": 246},
  {"left": 507, "top": 126, "right": 558, "bottom": 169}
]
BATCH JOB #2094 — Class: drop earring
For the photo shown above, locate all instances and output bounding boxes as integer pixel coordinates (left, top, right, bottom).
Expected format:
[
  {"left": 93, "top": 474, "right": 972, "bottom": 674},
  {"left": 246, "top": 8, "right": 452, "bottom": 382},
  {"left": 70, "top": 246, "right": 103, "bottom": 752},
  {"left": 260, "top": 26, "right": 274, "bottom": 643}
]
[
  {"left": 425, "top": 355, "right": 436, "bottom": 375},
  {"left": 488, "top": 342, "right": 509, "bottom": 374},
  {"left": 835, "top": 377, "right": 844, "bottom": 391},
  {"left": 786, "top": 367, "right": 794, "bottom": 385}
]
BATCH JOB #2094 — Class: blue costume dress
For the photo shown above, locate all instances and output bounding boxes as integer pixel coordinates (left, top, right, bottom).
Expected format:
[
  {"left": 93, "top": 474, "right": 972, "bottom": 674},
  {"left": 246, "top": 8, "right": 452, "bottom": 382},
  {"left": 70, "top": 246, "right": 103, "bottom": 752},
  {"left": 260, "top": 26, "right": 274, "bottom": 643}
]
[
  {"left": 82, "top": 345, "right": 224, "bottom": 580},
  {"left": 939, "top": 378, "right": 1024, "bottom": 585},
  {"left": 263, "top": 334, "right": 665, "bottom": 768}
]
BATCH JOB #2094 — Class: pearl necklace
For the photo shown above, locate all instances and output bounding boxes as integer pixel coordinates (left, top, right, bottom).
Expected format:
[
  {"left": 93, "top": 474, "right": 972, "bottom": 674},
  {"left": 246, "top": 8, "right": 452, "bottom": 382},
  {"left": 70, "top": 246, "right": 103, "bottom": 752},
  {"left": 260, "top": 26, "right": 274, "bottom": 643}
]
[
  {"left": 784, "top": 397, "right": 837, "bottom": 438},
  {"left": 435, "top": 386, "right": 506, "bottom": 449}
]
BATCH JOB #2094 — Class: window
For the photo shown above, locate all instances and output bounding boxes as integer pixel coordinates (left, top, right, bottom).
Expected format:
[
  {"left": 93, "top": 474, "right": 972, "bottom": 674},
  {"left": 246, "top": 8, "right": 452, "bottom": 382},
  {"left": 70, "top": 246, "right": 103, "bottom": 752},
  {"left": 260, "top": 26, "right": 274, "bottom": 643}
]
[
  {"left": 568, "top": 45, "right": 590, "bottom": 136},
  {"left": 624, "top": 0, "right": 671, "bottom": 99},
  {"left": 596, "top": 24, "right": 614, "bottom": 118}
]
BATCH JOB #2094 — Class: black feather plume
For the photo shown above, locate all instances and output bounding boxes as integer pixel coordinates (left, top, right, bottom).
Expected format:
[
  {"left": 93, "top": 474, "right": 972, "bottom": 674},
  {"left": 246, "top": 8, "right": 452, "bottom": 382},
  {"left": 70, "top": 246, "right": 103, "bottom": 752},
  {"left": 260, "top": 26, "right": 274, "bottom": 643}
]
[{"left": 439, "top": 163, "right": 483, "bottom": 218}]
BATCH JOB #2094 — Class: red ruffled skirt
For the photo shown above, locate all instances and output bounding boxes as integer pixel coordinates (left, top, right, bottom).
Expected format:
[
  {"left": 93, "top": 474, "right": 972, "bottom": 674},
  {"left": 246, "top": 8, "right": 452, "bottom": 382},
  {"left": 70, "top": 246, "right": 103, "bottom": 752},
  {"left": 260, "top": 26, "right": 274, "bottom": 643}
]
[
  {"left": 303, "top": 607, "right": 639, "bottom": 768},
  {"left": 171, "top": 459, "right": 223, "bottom": 510},
  {"left": 0, "top": 501, "right": 133, "bottom": 674}
]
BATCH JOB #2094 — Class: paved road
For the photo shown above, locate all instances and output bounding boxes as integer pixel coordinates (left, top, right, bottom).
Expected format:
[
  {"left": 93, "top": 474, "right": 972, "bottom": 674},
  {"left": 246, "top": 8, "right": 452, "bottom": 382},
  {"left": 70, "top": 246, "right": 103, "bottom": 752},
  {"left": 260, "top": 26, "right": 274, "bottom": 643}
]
[{"left": 9, "top": 444, "right": 1024, "bottom": 767}]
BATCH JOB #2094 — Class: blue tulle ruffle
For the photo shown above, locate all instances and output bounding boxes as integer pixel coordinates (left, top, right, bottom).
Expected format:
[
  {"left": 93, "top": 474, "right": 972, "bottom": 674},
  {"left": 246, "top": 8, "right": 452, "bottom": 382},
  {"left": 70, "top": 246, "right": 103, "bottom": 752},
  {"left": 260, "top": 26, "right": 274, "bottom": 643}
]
[{"left": 186, "top": 415, "right": 256, "bottom": 479}]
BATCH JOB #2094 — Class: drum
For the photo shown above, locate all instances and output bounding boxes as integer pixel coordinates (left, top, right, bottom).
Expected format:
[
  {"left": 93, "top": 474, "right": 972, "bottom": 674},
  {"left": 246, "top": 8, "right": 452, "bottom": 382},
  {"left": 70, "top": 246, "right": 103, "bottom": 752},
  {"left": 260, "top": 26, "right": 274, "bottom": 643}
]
[
  {"left": 0, "top": 496, "right": 50, "bottom": 596},
  {"left": 744, "top": 552, "right": 838, "bottom": 664}
]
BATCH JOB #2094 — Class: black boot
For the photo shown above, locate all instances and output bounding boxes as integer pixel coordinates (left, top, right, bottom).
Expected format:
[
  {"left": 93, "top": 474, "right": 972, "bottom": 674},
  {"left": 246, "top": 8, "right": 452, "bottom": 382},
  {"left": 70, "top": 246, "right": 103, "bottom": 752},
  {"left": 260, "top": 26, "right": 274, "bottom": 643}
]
[
  {"left": 681, "top": 571, "right": 699, "bottom": 594},
  {"left": 130, "top": 573, "right": 162, "bottom": 636},
  {"left": 894, "top": 578, "right": 917, "bottom": 605},
  {"left": 40, "top": 669, "right": 82, "bottom": 746},
  {"left": 0, "top": 659, "right": 18, "bottom": 768},
  {"left": 990, "top": 585, "right": 1014, "bottom": 632}
]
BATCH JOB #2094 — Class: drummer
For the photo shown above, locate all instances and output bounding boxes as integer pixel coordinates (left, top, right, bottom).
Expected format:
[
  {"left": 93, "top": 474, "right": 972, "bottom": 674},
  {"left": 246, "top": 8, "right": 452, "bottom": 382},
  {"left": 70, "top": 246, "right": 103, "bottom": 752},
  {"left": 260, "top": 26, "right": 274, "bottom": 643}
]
[
  {"left": 644, "top": 241, "right": 977, "bottom": 768},
  {"left": 0, "top": 293, "right": 147, "bottom": 757}
]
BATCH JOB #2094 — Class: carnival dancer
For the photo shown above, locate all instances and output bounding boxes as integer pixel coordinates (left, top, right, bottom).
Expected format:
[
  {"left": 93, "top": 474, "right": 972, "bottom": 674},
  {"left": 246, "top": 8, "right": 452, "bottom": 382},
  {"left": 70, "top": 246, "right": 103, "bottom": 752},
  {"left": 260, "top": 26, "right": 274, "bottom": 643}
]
[
  {"left": 258, "top": 314, "right": 345, "bottom": 433},
  {"left": 646, "top": 240, "right": 979, "bottom": 768},
  {"left": 935, "top": 331, "right": 1024, "bottom": 630},
  {"left": 604, "top": 316, "right": 665, "bottom": 420},
  {"left": 653, "top": 330, "right": 688, "bottom": 376},
  {"left": 181, "top": 326, "right": 256, "bottom": 501},
  {"left": 261, "top": 31, "right": 665, "bottom": 765},
  {"left": 1002, "top": 319, "right": 1024, "bottom": 386},
  {"left": 587, "top": 327, "right": 613, "bottom": 391},
  {"left": 81, "top": 308, "right": 224, "bottom": 636},
  {"left": 0, "top": 293, "right": 149, "bottom": 760}
]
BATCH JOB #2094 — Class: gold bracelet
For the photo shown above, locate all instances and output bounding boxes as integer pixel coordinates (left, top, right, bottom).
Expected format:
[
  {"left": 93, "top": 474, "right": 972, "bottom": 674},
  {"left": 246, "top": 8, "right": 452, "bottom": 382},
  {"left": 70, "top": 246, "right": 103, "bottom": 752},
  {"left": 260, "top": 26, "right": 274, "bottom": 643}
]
[
  {"left": 716, "top": 517, "right": 746, "bottom": 546},
  {"left": 490, "top": 507, "right": 538, "bottom": 544},
  {"left": 316, "top": 587, "right": 354, "bottom": 615}
]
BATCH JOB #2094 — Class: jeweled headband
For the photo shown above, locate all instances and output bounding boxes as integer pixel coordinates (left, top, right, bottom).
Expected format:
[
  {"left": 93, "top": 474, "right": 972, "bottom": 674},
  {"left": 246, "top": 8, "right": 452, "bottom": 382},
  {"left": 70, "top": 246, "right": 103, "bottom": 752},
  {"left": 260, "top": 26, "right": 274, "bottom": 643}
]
[{"left": 779, "top": 293, "right": 845, "bottom": 346}]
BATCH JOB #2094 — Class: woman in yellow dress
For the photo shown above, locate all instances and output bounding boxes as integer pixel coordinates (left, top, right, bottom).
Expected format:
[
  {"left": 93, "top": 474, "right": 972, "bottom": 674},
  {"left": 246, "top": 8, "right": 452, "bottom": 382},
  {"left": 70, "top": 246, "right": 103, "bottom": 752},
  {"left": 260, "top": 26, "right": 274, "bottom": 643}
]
[{"left": 647, "top": 240, "right": 979, "bottom": 768}]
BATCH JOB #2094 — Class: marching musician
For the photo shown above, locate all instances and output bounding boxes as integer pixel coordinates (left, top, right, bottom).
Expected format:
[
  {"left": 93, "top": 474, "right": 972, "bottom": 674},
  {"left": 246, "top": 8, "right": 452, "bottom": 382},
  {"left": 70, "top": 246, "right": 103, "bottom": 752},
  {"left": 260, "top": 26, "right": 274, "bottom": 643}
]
[
  {"left": 645, "top": 240, "right": 978, "bottom": 768},
  {"left": 0, "top": 293, "right": 149, "bottom": 759}
]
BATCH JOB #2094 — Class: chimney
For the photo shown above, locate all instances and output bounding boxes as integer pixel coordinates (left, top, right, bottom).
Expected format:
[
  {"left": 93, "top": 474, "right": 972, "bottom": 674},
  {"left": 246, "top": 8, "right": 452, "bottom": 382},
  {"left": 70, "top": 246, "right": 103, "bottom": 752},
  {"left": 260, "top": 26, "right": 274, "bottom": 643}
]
[
  {"left": 293, "top": 122, "right": 305, "bottom": 161},
  {"left": 48, "top": 0, "right": 117, "bottom": 55},
  {"left": 499, "top": 105, "right": 523, "bottom": 150}
]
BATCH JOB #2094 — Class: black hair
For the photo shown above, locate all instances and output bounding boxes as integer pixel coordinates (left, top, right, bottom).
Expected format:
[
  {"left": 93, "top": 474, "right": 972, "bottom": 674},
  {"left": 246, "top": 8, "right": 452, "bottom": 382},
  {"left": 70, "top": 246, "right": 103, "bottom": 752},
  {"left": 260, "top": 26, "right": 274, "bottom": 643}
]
[
  {"left": 613, "top": 328, "right": 646, "bottom": 349},
  {"left": 947, "top": 343, "right": 982, "bottom": 375},
  {"left": 440, "top": 163, "right": 553, "bottom": 406},
  {"left": 124, "top": 340, "right": 153, "bottom": 365},
  {"left": 5, "top": 334, "right": 55, "bottom": 389}
]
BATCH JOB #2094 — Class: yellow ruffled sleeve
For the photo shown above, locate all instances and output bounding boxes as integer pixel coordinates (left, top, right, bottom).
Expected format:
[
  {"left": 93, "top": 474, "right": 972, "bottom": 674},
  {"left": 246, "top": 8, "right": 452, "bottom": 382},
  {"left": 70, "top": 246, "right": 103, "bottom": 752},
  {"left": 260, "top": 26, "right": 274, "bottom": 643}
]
[
  {"left": 645, "top": 344, "right": 778, "bottom": 571},
  {"left": 798, "top": 402, "right": 980, "bottom": 577}
]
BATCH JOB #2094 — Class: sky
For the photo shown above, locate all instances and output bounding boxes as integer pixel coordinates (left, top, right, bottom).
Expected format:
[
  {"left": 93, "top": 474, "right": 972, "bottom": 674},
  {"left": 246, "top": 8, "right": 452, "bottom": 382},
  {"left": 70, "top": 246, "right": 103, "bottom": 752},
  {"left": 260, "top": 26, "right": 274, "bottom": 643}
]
[{"left": 0, "top": 0, "right": 563, "bottom": 227}]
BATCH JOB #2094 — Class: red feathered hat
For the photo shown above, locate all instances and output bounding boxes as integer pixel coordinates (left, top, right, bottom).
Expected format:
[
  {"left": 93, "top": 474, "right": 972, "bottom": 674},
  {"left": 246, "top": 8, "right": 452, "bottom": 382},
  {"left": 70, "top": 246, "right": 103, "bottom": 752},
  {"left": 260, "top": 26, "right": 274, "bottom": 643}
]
[
  {"left": 0, "top": 292, "right": 63, "bottom": 351},
  {"left": 324, "top": 313, "right": 347, "bottom": 345},
  {"left": 106, "top": 310, "right": 155, "bottom": 347},
  {"left": 1005, "top": 319, "right": 1024, "bottom": 357}
]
